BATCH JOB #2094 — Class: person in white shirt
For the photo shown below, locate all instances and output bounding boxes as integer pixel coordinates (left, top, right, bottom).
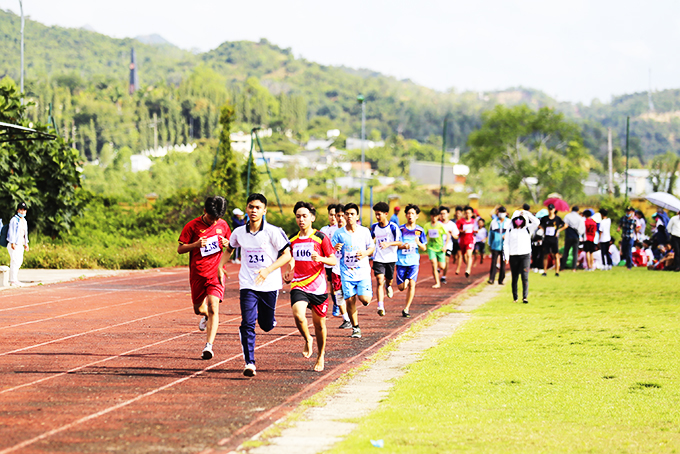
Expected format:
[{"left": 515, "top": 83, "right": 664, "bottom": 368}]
[
  {"left": 504, "top": 208, "right": 540, "bottom": 304},
  {"left": 225, "top": 194, "right": 292, "bottom": 377},
  {"left": 370, "top": 202, "right": 402, "bottom": 316},
  {"left": 598, "top": 208, "right": 613, "bottom": 270},
  {"left": 6, "top": 202, "right": 29, "bottom": 286},
  {"left": 563, "top": 206, "right": 585, "bottom": 271},
  {"left": 437, "top": 206, "right": 459, "bottom": 283}
]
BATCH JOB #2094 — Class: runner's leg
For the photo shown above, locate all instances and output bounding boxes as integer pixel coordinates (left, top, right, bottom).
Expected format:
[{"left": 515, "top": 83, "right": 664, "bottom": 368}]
[
  {"left": 346, "top": 295, "right": 358, "bottom": 326},
  {"left": 404, "top": 279, "right": 416, "bottom": 313},
  {"left": 312, "top": 310, "right": 327, "bottom": 372},
  {"left": 292, "top": 301, "right": 313, "bottom": 358},
  {"left": 239, "top": 289, "right": 259, "bottom": 366},
  {"left": 376, "top": 273, "right": 386, "bottom": 307},
  {"left": 205, "top": 295, "right": 220, "bottom": 345},
  {"left": 431, "top": 257, "right": 440, "bottom": 288}
]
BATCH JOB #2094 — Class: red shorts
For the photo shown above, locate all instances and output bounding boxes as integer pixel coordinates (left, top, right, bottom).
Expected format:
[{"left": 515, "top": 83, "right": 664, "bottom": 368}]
[
  {"left": 459, "top": 239, "right": 475, "bottom": 252},
  {"left": 331, "top": 272, "right": 342, "bottom": 293},
  {"left": 190, "top": 274, "right": 225, "bottom": 307}
]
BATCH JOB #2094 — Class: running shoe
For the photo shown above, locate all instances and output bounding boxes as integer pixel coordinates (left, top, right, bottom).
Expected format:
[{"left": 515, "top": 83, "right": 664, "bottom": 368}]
[
  {"left": 402, "top": 309, "right": 410, "bottom": 318},
  {"left": 351, "top": 327, "right": 362, "bottom": 338},
  {"left": 465, "top": 272, "right": 470, "bottom": 278},
  {"left": 377, "top": 307, "right": 385, "bottom": 317},
  {"left": 523, "top": 299, "right": 529, "bottom": 304},
  {"left": 339, "top": 320, "right": 352, "bottom": 329},
  {"left": 487, "top": 280, "right": 494, "bottom": 285},
  {"left": 332, "top": 303, "right": 341, "bottom": 317},
  {"left": 199, "top": 315, "right": 208, "bottom": 332},
  {"left": 243, "top": 363, "right": 256, "bottom": 377},
  {"left": 386, "top": 285, "right": 394, "bottom": 298},
  {"left": 440, "top": 276, "right": 447, "bottom": 284},
  {"left": 541, "top": 272, "right": 547, "bottom": 276},
  {"left": 555, "top": 273, "right": 560, "bottom": 277},
  {"left": 202, "top": 343, "right": 214, "bottom": 360}
]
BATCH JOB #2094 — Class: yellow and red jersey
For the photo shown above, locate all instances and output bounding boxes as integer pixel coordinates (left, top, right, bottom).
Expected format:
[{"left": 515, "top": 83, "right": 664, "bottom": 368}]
[{"left": 289, "top": 230, "right": 335, "bottom": 295}]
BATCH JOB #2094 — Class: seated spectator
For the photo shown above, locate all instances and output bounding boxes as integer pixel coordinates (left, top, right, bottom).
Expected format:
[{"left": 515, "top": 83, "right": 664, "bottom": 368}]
[
  {"left": 650, "top": 244, "right": 674, "bottom": 270},
  {"left": 632, "top": 241, "right": 648, "bottom": 267}
]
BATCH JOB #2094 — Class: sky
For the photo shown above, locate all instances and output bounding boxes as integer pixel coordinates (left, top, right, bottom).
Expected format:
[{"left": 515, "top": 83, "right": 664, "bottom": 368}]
[{"left": 1, "top": 0, "right": 678, "bottom": 104}]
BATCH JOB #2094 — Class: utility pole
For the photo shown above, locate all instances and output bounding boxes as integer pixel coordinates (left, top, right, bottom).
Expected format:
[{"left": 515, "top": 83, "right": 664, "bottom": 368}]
[
  {"left": 607, "top": 127, "right": 613, "bottom": 195},
  {"left": 625, "top": 116, "right": 630, "bottom": 200},
  {"left": 357, "top": 94, "right": 366, "bottom": 224},
  {"left": 151, "top": 112, "right": 158, "bottom": 150},
  {"left": 439, "top": 115, "right": 450, "bottom": 206},
  {"left": 19, "top": 0, "right": 24, "bottom": 103}
]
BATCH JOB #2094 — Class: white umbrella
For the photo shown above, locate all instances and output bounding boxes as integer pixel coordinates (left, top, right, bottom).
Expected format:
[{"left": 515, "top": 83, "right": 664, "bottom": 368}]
[{"left": 645, "top": 192, "right": 680, "bottom": 212}]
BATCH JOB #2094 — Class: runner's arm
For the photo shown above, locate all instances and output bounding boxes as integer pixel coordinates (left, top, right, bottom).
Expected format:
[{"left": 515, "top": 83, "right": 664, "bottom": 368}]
[
  {"left": 177, "top": 239, "right": 205, "bottom": 254},
  {"left": 255, "top": 247, "right": 292, "bottom": 286}
]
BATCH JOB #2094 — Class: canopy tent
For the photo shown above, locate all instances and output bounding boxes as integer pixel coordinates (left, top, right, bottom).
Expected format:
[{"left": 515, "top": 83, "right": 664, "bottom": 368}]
[{"left": 0, "top": 121, "right": 56, "bottom": 143}]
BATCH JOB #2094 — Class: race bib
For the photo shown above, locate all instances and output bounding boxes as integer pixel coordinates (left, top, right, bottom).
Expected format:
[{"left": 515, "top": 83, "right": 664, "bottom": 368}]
[
  {"left": 293, "top": 243, "right": 314, "bottom": 262},
  {"left": 344, "top": 251, "right": 360, "bottom": 268},
  {"left": 546, "top": 227, "right": 556, "bottom": 236},
  {"left": 404, "top": 243, "right": 417, "bottom": 254},
  {"left": 376, "top": 236, "right": 388, "bottom": 247},
  {"left": 428, "top": 229, "right": 440, "bottom": 239},
  {"left": 245, "top": 248, "right": 267, "bottom": 269},
  {"left": 463, "top": 224, "right": 474, "bottom": 233},
  {"left": 200, "top": 235, "right": 221, "bottom": 257}
]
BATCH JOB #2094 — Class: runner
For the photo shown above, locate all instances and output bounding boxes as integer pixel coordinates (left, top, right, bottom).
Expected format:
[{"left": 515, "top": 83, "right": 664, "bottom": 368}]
[
  {"left": 225, "top": 193, "right": 292, "bottom": 377},
  {"left": 331, "top": 204, "right": 352, "bottom": 329},
  {"left": 283, "top": 202, "right": 336, "bottom": 372},
  {"left": 396, "top": 204, "right": 427, "bottom": 318},
  {"left": 319, "top": 204, "right": 340, "bottom": 316},
  {"left": 331, "top": 203, "right": 376, "bottom": 339},
  {"left": 438, "top": 206, "right": 460, "bottom": 284},
  {"left": 452, "top": 206, "right": 465, "bottom": 275},
  {"left": 473, "top": 217, "right": 488, "bottom": 265},
  {"left": 177, "top": 196, "right": 232, "bottom": 360},
  {"left": 456, "top": 206, "right": 476, "bottom": 278},
  {"left": 425, "top": 207, "right": 448, "bottom": 288},
  {"left": 541, "top": 203, "right": 566, "bottom": 276},
  {"left": 370, "top": 202, "right": 402, "bottom": 316}
]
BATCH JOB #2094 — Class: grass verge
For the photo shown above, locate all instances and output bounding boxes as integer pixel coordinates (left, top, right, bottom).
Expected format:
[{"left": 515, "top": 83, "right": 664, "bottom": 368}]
[{"left": 329, "top": 268, "right": 680, "bottom": 453}]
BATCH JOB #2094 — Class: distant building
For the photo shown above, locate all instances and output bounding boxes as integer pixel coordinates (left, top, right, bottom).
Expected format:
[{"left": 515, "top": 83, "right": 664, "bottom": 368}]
[
  {"left": 409, "top": 161, "right": 469, "bottom": 192},
  {"left": 345, "top": 138, "right": 384, "bottom": 150},
  {"left": 230, "top": 129, "right": 272, "bottom": 153}
]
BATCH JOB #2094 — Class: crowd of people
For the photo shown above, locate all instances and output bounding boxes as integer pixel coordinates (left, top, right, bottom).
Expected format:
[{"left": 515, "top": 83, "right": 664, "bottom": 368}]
[{"left": 176, "top": 195, "right": 678, "bottom": 378}]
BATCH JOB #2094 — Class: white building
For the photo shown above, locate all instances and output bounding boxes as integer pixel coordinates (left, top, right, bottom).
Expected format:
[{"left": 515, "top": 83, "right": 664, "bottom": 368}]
[
  {"left": 230, "top": 129, "right": 272, "bottom": 153},
  {"left": 345, "top": 138, "right": 384, "bottom": 150},
  {"left": 409, "top": 161, "right": 469, "bottom": 192}
]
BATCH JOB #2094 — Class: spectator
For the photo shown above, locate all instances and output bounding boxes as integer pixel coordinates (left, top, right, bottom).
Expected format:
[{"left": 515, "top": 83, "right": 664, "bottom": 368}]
[
  {"left": 667, "top": 211, "right": 680, "bottom": 271},
  {"left": 583, "top": 210, "right": 597, "bottom": 271},
  {"left": 598, "top": 208, "right": 613, "bottom": 270},
  {"left": 390, "top": 206, "right": 400, "bottom": 226},
  {"left": 617, "top": 206, "right": 636, "bottom": 269},
  {"left": 635, "top": 210, "right": 647, "bottom": 241},
  {"left": 655, "top": 207, "right": 670, "bottom": 227},
  {"left": 488, "top": 206, "right": 511, "bottom": 285},
  {"left": 563, "top": 206, "right": 585, "bottom": 272},
  {"left": 540, "top": 204, "right": 566, "bottom": 276},
  {"left": 6, "top": 202, "right": 29, "bottom": 286},
  {"left": 504, "top": 207, "right": 540, "bottom": 304},
  {"left": 632, "top": 241, "right": 648, "bottom": 267}
]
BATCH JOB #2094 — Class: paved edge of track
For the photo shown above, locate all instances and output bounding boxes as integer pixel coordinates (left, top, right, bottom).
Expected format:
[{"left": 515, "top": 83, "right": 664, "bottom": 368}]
[{"left": 207, "top": 275, "right": 488, "bottom": 453}]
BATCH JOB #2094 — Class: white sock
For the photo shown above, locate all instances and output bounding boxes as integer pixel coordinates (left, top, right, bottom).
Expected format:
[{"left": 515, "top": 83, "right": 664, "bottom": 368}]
[
  {"left": 343, "top": 314, "right": 350, "bottom": 322},
  {"left": 205, "top": 342, "right": 212, "bottom": 348},
  {"left": 378, "top": 301, "right": 384, "bottom": 309}
]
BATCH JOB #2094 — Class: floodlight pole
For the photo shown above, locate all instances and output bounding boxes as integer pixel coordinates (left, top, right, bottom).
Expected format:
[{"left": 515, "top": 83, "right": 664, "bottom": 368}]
[
  {"left": 358, "top": 94, "right": 366, "bottom": 224},
  {"left": 19, "top": 0, "right": 24, "bottom": 103}
]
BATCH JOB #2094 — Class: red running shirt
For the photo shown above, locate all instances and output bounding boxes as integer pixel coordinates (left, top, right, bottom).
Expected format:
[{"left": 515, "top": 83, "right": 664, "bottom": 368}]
[
  {"left": 457, "top": 218, "right": 476, "bottom": 244},
  {"left": 585, "top": 218, "right": 597, "bottom": 242},
  {"left": 290, "top": 230, "right": 335, "bottom": 295},
  {"left": 178, "top": 217, "right": 232, "bottom": 278}
]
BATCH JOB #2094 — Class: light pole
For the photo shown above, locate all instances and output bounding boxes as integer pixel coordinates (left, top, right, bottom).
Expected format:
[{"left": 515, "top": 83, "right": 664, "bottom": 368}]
[
  {"left": 19, "top": 0, "right": 24, "bottom": 103},
  {"left": 439, "top": 114, "right": 450, "bottom": 206},
  {"left": 357, "top": 94, "right": 366, "bottom": 224}
]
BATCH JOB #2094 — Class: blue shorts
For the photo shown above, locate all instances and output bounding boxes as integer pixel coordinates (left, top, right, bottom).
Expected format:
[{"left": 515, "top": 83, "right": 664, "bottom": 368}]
[
  {"left": 342, "top": 279, "right": 373, "bottom": 299},
  {"left": 396, "top": 265, "right": 419, "bottom": 285}
]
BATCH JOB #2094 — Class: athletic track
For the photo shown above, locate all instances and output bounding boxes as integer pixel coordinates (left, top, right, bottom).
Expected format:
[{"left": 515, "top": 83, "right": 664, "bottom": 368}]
[{"left": 0, "top": 257, "right": 488, "bottom": 453}]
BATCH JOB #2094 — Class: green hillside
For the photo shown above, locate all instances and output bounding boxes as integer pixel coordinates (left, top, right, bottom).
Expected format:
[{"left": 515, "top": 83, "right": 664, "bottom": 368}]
[{"left": 0, "top": 7, "right": 678, "bottom": 168}]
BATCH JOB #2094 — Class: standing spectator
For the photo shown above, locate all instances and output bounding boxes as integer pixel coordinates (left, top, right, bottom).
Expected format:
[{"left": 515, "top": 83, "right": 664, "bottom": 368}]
[
  {"left": 563, "top": 206, "right": 584, "bottom": 272},
  {"left": 666, "top": 211, "right": 680, "bottom": 271},
  {"left": 488, "top": 206, "right": 510, "bottom": 285},
  {"left": 656, "top": 207, "right": 670, "bottom": 227},
  {"left": 504, "top": 207, "right": 540, "bottom": 304},
  {"left": 6, "top": 202, "right": 29, "bottom": 286},
  {"left": 583, "top": 210, "right": 597, "bottom": 271},
  {"left": 540, "top": 204, "right": 566, "bottom": 276},
  {"left": 618, "top": 206, "right": 637, "bottom": 269},
  {"left": 598, "top": 208, "right": 613, "bottom": 270},
  {"left": 390, "top": 206, "right": 400, "bottom": 226},
  {"left": 635, "top": 210, "right": 647, "bottom": 242},
  {"left": 231, "top": 208, "right": 246, "bottom": 264}
]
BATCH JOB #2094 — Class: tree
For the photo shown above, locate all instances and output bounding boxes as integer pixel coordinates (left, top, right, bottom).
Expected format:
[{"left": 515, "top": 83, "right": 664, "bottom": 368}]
[
  {"left": 648, "top": 151, "right": 680, "bottom": 194},
  {"left": 0, "top": 79, "right": 83, "bottom": 236},
  {"left": 467, "top": 105, "right": 591, "bottom": 203},
  {"left": 210, "top": 103, "right": 241, "bottom": 213}
]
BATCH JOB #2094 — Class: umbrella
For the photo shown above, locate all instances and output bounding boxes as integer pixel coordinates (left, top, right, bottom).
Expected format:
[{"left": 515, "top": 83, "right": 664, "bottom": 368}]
[
  {"left": 543, "top": 197, "right": 569, "bottom": 212},
  {"left": 591, "top": 212, "right": 602, "bottom": 223},
  {"left": 535, "top": 208, "right": 549, "bottom": 218},
  {"left": 645, "top": 192, "right": 680, "bottom": 212}
]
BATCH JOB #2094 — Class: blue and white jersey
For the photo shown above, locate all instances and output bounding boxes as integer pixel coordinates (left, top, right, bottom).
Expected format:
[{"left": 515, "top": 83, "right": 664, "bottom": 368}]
[
  {"left": 331, "top": 225, "right": 374, "bottom": 282},
  {"left": 370, "top": 221, "right": 401, "bottom": 264},
  {"left": 397, "top": 224, "right": 426, "bottom": 267}
]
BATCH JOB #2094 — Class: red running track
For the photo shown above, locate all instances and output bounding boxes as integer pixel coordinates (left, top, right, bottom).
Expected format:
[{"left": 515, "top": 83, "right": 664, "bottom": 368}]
[{"left": 0, "top": 258, "right": 489, "bottom": 453}]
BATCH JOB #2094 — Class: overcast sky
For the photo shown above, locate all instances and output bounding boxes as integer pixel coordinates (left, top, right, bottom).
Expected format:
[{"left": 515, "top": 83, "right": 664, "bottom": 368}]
[{"left": 1, "top": 0, "right": 677, "bottom": 104}]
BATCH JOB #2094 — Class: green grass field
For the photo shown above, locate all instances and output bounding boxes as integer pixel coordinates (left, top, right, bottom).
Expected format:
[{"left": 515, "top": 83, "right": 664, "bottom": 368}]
[{"left": 330, "top": 269, "right": 680, "bottom": 453}]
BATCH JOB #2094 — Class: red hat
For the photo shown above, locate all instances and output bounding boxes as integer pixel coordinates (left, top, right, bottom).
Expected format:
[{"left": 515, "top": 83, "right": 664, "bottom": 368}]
[{"left": 394, "top": 206, "right": 401, "bottom": 212}]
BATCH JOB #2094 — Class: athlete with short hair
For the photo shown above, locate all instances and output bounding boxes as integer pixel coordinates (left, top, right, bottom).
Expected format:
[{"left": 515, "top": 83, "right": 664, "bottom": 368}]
[
  {"left": 331, "top": 204, "right": 352, "bottom": 329},
  {"left": 320, "top": 204, "right": 340, "bottom": 316},
  {"left": 177, "top": 196, "right": 232, "bottom": 360},
  {"left": 397, "top": 204, "right": 427, "bottom": 318},
  {"left": 331, "top": 203, "right": 376, "bottom": 339},
  {"left": 456, "top": 206, "right": 476, "bottom": 278},
  {"left": 284, "top": 202, "right": 336, "bottom": 372},
  {"left": 438, "top": 206, "right": 459, "bottom": 283},
  {"left": 453, "top": 206, "right": 465, "bottom": 275},
  {"left": 225, "top": 193, "right": 292, "bottom": 377},
  {"left": 370, "top": 201, "right": 402, "bottom": 316},
  {"left": 425, "top": 207, "right": 448, "bottom": 288}
]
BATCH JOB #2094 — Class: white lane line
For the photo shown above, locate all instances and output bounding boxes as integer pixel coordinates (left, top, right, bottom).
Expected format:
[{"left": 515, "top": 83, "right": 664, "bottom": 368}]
[
  {"left": 0, "top": 315, "right": 242, "bottom": 395},
  {"left": 0, "top": 328, "right": 297, "bottom": 454}
]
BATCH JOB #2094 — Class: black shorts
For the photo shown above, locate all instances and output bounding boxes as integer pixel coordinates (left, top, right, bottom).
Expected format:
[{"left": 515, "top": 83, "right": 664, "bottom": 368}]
[
  {"left": 474, "top": 242, "right": 485, "bottom": 254},
  {"left": 542, "top": 239, "right": 559, "bottom": 255},
  {"left": 448, "top": 241, "right": 460, "bottom": 256},
  {"left": 583, "top": 241, "right": 597, "bottom": 253},
  {"left": 373, "top": 261, "right": 395, "bottom": 280},
  {"left": 290, "top": 289, "right": 329, "bottom": 317}
]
